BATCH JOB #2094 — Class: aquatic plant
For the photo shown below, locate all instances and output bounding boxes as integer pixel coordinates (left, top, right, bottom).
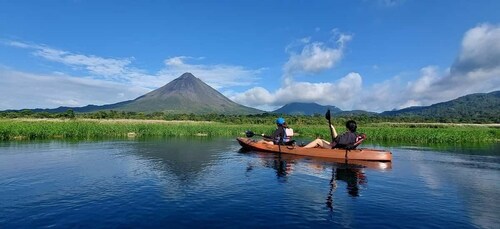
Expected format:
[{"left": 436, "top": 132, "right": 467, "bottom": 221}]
[{"left": 0, "top": 119, "right": 497, "bottom": 143}]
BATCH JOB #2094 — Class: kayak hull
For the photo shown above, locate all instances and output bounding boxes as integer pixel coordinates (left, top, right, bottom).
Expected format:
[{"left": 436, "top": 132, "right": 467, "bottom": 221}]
[{"left": 236, "top": 137, "right": 392, "bottom": 162}]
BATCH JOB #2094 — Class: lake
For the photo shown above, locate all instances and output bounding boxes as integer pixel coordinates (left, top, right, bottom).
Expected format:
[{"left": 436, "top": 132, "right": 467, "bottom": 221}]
[{"left": 0, "top": 137, "right": 499, "bottom": 228}]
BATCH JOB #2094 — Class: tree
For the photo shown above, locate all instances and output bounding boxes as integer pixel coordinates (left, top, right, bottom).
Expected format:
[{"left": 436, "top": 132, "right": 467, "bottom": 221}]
[{"left": 64, "top": 109, "right": 75, "bottom": 119}]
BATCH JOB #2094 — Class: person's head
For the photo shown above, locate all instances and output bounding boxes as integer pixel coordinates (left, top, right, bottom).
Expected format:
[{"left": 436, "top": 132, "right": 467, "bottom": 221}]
[
  {"left": 346, "top": 120, "right": 357, "bottom": 132},
  {"left": 276, "top": 117, "right": 286, "bottom": 126}
]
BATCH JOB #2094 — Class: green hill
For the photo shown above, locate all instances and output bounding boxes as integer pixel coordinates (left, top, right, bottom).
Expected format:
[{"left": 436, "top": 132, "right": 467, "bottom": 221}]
[{"left": 381, "top": 91, "right": 500, "bottom": 123}]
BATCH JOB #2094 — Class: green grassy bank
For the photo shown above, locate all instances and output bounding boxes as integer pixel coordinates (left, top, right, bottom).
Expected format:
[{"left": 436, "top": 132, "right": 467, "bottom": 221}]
[{"left": 0, "top": 119, "right": 498, "bottom": 143}]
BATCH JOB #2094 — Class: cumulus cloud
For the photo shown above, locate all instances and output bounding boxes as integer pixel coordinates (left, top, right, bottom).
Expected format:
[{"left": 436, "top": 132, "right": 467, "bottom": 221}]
[
  {"left": 452, "top": 23, "right": 500, "bottom": 74},
  {"left": 402, "top": 24, "right": 500, "bottom": 107},
  {"left": 283, "top": 31, "right": 352, "bottom": 83},
  {"left": 353, "top": 24, "right": 500, "bottom": 111},
  {"left": 232, "top": 29, "right": 358, "bottom": 111},
  {"left": 231, "top": 72, "right": 363, "bottom": 110},
  {"left": 233, "top": 24, "right": 500, "bottom": 112}
]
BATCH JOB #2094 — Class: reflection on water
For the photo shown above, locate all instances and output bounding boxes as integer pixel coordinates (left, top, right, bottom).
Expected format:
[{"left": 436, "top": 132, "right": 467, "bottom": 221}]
[
  {"left": 239, "top": 149, "right": 391, "bottom": 211},
  {"left": 370, "top": 141, "right": 500, "bottom": 156},
  {"left": 0, "top": 138, "right": 498, "bottom": 228},
  {"left": 130, "top": 137, "right": 226, "bottom": 182}
]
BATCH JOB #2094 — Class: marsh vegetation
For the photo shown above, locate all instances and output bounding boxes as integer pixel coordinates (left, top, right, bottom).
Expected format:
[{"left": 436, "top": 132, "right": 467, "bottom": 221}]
[{"left": 1, "top": 118, "right": 497, "bottom": 143}]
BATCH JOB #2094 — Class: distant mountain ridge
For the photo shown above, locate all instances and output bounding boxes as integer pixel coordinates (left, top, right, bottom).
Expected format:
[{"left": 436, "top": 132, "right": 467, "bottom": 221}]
[
  {"left": 381, "top": 91, "right": 500, "bottom": 122},
  {"left": 272, "top": 102, "right": 341, "bottom": 115},
  {"left": 271, "top": 91, "right": 498, "bottom": 122}
]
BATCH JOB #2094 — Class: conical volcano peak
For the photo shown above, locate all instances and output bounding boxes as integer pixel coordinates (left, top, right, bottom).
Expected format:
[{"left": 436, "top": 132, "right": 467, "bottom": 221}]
[
  {"left": 179, "top": 72, "right": 196, "bottom": 79},
  {"left": 118, "top": 72, "right": 263, "bottom": 114}
]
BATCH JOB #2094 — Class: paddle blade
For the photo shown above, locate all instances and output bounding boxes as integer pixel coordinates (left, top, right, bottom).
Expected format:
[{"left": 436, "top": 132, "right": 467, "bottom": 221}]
[
  {"left": 325, "top": 109, "right": 331, "bottom": 120},
  {"left": 245, "top": 130, "right": 255, "bottom": 138}
]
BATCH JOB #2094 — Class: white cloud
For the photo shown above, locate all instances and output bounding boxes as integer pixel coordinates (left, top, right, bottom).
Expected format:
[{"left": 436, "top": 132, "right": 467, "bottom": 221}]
[
  {"left": 231, "top": 72, "right": 363, "bottom": 110},
  {"left": 357, "top": 24, "right": 500, "bottom": 111},
  {"left": 159, "top": 56, "right": 262, "bottom": 89},
  {"left": 391, "top": 24, "right": 500, "bottom": 109},
  {"left": 284, "top": 42, "right": 342, "bottom": 73},
  {"left": 164, "top": 56, "right": 190, "bottom": 67},
  {"left": 233, "top": 24, "right": 500, "bottom": 112},
  {"left": 7, "top": 41, "right": 133, "bottom": 80},
  {"left": 232, "top": 29, "right": 360, "bottom": 111},
  {"left": 283, "top": 31, "right": 352, "bottom": 82},
  {"left": 1, "top": 41, "right": 264, "bottom": 110},
  {"left": 230, "top": 87, "right": 274, "bottom": 106},
  {"left": 452, "top": 23, "right": 500, "bottom": 74},
  {"left": 47, "top": 99, "right": 80, "bottom": 106},
  {"left": 0, "top": 67, "right": 148, "bottom": 110},
  {"left": 3, "top": 23, "right": 499, "bottom": 112}
]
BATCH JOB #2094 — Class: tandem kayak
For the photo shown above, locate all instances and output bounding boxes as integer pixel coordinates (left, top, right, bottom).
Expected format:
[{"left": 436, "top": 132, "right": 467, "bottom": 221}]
[{"left": 236, "top": 137, "right": 392, "bottom": 162}]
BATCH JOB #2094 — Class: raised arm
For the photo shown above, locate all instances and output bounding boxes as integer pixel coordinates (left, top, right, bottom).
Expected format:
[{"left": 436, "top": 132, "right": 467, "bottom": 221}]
[{"left": 330, "top": 124, "right": 338, "bottom": 138}]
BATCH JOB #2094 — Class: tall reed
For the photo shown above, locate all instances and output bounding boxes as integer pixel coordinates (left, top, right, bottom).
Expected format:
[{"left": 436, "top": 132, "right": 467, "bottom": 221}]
[{"left": 0, "top": 119, "right": 498, "bottom": 143}]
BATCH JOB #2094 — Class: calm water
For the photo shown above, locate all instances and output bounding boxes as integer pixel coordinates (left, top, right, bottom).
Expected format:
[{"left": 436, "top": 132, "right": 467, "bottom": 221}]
[{"left": 0, "top": 138, "right": 499, "bottom": 228}]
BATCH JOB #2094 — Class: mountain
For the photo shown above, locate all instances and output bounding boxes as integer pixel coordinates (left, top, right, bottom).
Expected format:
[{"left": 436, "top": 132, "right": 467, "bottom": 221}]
[
  {"left": 114, "top": 72, "right": 262, "bottom": 114},
  {"left": 273, "top": 102, "right": 342, "bottom": 115},
  {"left": 15, "top": 72, "right": 263, "bottom": 114},
  {"left": 337, "top": 110, "right": 378, "bottom": 116},
  {"left": 382, "top": 91, "right": 500, "bottom": 122},
  {"left": 28, "top": 100, "right": 134, "bottom": 113},
  {"left": 272, "top": 91, "right": 499, "bottom": 122}
]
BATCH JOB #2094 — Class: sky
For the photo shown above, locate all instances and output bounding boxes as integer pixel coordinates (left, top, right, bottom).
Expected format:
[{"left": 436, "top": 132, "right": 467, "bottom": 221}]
[{"left": 1, "top": 0, "right": 500, "bottom": 112}]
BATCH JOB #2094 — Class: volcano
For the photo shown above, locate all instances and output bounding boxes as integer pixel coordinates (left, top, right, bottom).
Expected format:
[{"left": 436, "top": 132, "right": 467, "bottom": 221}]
[{"left": 115, "top": 72, "right": 262, "bottom": 114}]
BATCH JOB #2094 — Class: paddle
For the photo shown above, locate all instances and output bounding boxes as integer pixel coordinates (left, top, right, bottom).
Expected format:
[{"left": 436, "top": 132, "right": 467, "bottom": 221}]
[
  {"left": 325, "top": 109, "right": 335, "bottom": 143},
  {"left": 245, "top": 130, "right": 255, "bottom": 138},
  {"left": 277, "top": 131, "right": 282, "bottom": 155},
  {"left": 326, "top": 166, "right": 336, "bottom": 211},
  {"left": 245, "top": 130, "right": 272, "bottom": 140},
  {"left": 245, "top": 128, "right": 282, "bottom": 154}
]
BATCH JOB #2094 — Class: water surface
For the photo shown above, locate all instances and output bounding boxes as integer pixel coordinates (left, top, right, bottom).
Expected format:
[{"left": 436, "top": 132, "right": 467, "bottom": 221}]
[{"left": 0, "top": 138, "right": 498, "bottom": 228}]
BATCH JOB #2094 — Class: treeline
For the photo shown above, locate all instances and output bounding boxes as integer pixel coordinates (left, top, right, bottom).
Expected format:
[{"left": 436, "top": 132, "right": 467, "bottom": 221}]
[
  {"left": 387, "top": 109, "right": 499, "bottom": 123},
  {"left": 1, "top": 109, "right": 497, "bottom": 124}
]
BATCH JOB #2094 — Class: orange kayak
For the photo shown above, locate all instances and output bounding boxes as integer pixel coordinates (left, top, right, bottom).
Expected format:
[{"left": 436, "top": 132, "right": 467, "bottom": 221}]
[{"left": 236, "top": 137, "right": 392, "bottom": 162}]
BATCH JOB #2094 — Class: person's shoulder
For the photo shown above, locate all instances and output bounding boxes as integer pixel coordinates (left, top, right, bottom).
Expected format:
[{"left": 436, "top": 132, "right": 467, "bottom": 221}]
[{"left": 340, "top": 131, "right": 353, "bottom": 136}]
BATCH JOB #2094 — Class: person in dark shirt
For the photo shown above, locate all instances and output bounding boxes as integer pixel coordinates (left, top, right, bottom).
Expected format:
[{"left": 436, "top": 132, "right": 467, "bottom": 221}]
[
  {"left": 259, "top": 117, "right": 294, "bottom": 145},
  {"left": 303, "top": 120, "right": 365, "bottom": 149}
]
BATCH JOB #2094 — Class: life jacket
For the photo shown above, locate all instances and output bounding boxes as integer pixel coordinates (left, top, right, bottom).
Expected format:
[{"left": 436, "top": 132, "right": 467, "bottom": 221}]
[
  {"left": 284, "top": 128, "right": 294, "bottom": 142},
  {"left": 274, "top": 127, "right": 294, "bottom": 143}
]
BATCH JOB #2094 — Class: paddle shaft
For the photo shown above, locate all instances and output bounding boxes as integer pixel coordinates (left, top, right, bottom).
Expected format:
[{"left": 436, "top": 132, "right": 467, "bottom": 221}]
[{"left": 326, "top": 109, "right": 335, "bottom": 143}]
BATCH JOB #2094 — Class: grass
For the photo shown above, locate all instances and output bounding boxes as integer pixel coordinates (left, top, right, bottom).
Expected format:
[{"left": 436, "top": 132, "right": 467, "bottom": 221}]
[{"left": 0, "top": 118, "right": 498, "bottom": 143}]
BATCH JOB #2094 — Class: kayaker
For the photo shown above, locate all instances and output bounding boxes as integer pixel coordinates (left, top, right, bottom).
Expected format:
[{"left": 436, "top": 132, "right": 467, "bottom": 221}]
[
  {"left": 259, "top": 117, "right": 294, "bottom": 145},
  {"left": 303, "top": 120, "right": 366, "bottom": 149}
]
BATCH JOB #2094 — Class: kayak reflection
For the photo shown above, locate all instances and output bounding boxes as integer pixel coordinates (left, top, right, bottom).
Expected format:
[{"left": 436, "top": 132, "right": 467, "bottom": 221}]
[
  {"left": 239, "top": 149, "right": 391, "bottom": 209},
  {"left": 243, "top": 150, "right": 296, "bottom": 181}
]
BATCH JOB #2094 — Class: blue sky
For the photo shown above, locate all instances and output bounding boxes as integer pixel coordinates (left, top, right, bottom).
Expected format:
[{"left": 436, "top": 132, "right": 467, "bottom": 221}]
[{"left": 1, "top": 0, "right": 499, "bottom": 112}]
